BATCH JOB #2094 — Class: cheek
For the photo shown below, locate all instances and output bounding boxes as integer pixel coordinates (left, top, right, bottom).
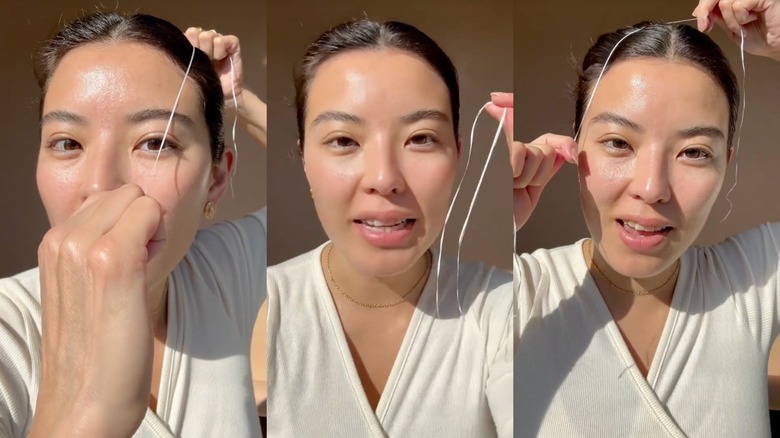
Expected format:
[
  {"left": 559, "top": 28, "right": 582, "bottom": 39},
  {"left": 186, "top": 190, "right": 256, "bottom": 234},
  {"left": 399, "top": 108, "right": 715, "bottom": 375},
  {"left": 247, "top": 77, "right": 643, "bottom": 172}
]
[
  {"left": 675, "top": 171, "right": 723, "bottom": 224},
  {"left": 579, "top": 155, "right": 630, "bottom": 210},
  {"left": 409, "top": 156, "right": 457, "bottom": 216},
  {"left": 135, "top": 163, "right": 212, "bottom": 220},
  {"left": 36, "top": 160, "right": 83, "bottom": 225},
  {"left": 307, "top": 158, "right": 359, "bottom": 201}
]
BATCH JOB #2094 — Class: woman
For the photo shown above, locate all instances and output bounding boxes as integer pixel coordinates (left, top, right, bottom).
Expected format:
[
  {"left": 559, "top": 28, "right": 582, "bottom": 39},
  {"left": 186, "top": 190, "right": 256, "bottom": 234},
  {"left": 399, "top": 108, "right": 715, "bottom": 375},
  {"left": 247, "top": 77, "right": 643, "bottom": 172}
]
[
  {"left": 265, "top": 19, "right": 514, "bottom": 437},
  {"left": 510, "top": 0, "right": 780, "bottom": 436},
  {"left": 0, "top": 12, "right": 267, "bottom": 437}
]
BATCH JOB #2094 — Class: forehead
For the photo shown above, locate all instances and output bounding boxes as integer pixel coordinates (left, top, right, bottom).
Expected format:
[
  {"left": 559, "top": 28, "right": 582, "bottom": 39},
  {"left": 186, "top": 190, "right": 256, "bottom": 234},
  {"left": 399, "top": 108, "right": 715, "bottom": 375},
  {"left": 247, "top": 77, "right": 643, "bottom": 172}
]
[
  {"left": 588, "top": 58, "right": 729, "bottom": 126},
  {"left": 305, "top": 48, "right": 451, "bottom": 120},
  {"left": 43, "top": 41, "right": 201, "bottom": 116}
]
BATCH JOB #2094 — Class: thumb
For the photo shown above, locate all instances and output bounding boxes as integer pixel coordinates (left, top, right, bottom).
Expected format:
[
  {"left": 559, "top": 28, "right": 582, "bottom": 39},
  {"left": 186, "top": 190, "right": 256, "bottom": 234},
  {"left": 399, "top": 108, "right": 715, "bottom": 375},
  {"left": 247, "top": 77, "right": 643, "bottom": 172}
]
[{"left": 486, "top": 103, "right": 513, "bottom": 145}]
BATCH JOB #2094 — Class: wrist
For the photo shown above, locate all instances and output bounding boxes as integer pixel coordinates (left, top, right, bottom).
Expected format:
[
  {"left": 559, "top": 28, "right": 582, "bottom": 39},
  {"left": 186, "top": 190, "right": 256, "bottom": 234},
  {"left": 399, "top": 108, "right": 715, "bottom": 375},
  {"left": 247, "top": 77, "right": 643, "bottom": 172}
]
[{"left": 32, "top": 392, "right": 141, "bottom": 437}]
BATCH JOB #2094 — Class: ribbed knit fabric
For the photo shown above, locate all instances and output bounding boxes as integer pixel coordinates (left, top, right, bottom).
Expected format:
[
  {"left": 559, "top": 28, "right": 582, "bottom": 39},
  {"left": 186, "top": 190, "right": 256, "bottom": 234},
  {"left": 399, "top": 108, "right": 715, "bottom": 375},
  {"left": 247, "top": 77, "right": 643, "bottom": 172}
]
[
  {"left": 0, "top": 208, "right": 267, "bottom": 437},
  {"left": 267, "top": 242, "right": 514, "bottom": 437},
  {"left": 515, "top": 223, "right": 780, "bottom": 437}
]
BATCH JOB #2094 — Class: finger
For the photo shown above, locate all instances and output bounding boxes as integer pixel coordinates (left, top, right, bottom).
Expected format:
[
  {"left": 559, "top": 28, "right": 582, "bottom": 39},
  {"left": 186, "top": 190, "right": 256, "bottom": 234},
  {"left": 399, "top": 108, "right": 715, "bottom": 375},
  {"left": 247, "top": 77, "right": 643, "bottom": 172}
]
[
  {"left": 486, "top": 103, "right": 513, "bottom": 145},
  {"left": 712, "top": 15, "right": 743, "bottom": 41},
  {"left": 78, "top": 185, "right": 147, "bottom": 238},
  {"left": 734, "top": 0, "right": 762, "bottom": 23},
  {"left": 528, "top": 146, "right": 559, "bottom": 187},
  {"left": 213, "top": 35, "right": 240, "bottom": 61},
  {"left": 508, "top": 141, "right": 526, "bottom": 179},
  {"left": 719, "top": 0, "right": 745, "bottom": 34},
  {"left": 184, "top": 27, "right": 202, "bottom": 48},
  {"left": 530, "top": 133, "right": 578, "bottom": 164},
  {"left": 39, "top": 186, "right": 138, "bottom": 261},
  {"left": 102, "top": 196, "right": 165, "bottom": 271},
  {"left": 515, "top": 145, "right": 545, "bottom": 189},
  {"left": 694, "top": 0, "right": 720, "bottom": 31},
  {"left": 198, "top": 30, "right": 217, "bottom": 59},
  {"left": 534, "top": 153, "right": 566, "bottom": 189},
  {"left": 489, "top": 92, "right": 513, "bottom": 108}
]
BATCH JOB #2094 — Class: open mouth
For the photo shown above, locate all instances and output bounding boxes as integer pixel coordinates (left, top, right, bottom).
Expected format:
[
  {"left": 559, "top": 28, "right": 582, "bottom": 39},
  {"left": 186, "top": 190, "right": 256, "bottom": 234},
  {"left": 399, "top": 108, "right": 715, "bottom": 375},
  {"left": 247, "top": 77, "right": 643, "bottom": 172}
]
[
  {"left": 617, "top": 219, "right": 673, "bottom": 236},
  {"left": 354, "top": 218, "right": 416, "bottom": 232}
]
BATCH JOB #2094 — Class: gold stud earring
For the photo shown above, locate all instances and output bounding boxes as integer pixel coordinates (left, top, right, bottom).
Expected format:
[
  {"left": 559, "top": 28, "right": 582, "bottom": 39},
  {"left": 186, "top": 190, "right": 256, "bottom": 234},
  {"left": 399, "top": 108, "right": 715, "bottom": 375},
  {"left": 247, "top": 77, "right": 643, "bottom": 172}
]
[
  {"left": 204, "top": 201, "right": 217, "bottom": 219},
  {"left": 310, "top": 188, "right": 314, "bottom": 198}
]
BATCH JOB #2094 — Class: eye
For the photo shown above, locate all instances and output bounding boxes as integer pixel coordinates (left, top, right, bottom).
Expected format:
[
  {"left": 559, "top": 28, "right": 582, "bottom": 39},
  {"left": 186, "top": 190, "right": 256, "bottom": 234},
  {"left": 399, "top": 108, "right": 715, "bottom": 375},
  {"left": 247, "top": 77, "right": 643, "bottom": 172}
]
[
  {"left": 407, "top": 133, "right": 438, "bottom": 147},
  {"left": 327, "top": 136, "right": 359, "bottom": 149},
  {"left": 681, "top": 147, "right": 713, "bottom": 161},
  {"left": 602, "top": 138, "right": 631, "bottom": 151},
  {"left": 137, "top": 137, "right": 177, "bottom": 152},
  {"left": 49, "top": 138, "right": 82, "bottom": 152}
]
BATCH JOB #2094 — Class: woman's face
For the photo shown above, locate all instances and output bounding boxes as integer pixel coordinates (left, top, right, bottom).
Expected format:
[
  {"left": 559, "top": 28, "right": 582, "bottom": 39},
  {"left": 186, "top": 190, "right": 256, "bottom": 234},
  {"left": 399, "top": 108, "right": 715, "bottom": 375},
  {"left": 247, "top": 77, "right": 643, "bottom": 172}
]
[
  {"left": 577, "top": 58, "right": 731, "bottom": 278},
  {"left": 302, "top": 49, "right": 459, "bottom": 278},
  {"left": 37, "top": 42, "right": 229, "bottom": 286}
]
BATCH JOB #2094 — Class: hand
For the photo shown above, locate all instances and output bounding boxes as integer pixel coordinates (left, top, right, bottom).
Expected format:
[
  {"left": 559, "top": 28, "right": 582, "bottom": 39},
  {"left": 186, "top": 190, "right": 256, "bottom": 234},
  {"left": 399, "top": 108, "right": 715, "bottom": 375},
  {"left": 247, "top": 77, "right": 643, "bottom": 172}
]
[
  {"left": 694, "top": 0, "right": 780, "bottom": 61},
  {"left": 185, "top": 28, "right": 244, "bottom": 107},
  {"left": 185, "top": 27, "right": 267, "bottom": 149},
  {"left": 31, "top": 184, "right": 164, "bottom": 437},
  {"left": 486, "top": 92, "right": 576, "bottom": 232}
]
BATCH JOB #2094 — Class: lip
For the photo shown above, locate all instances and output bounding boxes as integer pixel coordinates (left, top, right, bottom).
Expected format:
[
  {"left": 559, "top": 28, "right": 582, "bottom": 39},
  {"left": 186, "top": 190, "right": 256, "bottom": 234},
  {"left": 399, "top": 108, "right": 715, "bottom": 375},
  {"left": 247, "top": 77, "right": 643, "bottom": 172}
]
[
  {"left": 352, "top": 210, "right": 418, "bottom": 248},
  {"left": 618, "top": 214, "right": 674, "bottom": 229},
  {"left": 353, "top": 210, "right": 418, "bottom": 223},
  {"left": 615, "top": 218, "right": 673, "bottom": 253}
]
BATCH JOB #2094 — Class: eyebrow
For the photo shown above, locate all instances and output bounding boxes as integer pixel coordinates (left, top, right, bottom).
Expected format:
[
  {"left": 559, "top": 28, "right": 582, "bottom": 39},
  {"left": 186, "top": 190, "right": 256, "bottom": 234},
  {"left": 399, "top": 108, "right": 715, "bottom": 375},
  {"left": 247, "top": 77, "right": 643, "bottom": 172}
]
[
  {"left": 310, "top": 111, "right": 364, "bottom": 127},
  {"left": 40, "top": 110, "right": 87, "bottom": 127},
  {"left": 126, "top": 109, "right": 195, "bottom": 128},
  {"left": 590, "top": 112, "right": 643, "bottom": 132},
  {"left": 310, "top": 109, "right": 450, "bottom": 128},
  {"left": 591, "top": 112, "right": 725, "bottom": 141},
  {"left": 400, "top": 109, "right": 450, "bottom": 124},
  {"left": 677, "top": 125, "right": 725, "bottom": 140},
  {"left": 40, "top": 109, "right": 195, "bottom": 129}
]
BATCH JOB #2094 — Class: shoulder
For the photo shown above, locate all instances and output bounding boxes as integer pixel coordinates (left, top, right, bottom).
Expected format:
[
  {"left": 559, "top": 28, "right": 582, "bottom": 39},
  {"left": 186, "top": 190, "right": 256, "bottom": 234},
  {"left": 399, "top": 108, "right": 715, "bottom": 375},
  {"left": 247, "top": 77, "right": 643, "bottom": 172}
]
[
  {"left": 267, "top": 244, "right": 325, "bottom": 297},
  {"left": 0, "top": 268, "right": 42, "bottom": 325},
  {"left": 193, "top": 207, "right": 267, "bottom": 252},
  {"left": 0, "top": 268, "right": 42, "bottom": 436},
  {"left": 515, "top": 240, "right": 587, "bottom": 292}
]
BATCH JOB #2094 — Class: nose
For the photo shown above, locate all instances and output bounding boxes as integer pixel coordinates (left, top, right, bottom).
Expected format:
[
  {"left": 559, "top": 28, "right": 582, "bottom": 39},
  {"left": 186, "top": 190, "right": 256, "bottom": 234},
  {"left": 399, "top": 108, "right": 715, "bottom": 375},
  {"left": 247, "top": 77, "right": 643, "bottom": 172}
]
[
  {"left": 79, "top": 143, "right": 127, "bottom": 198},
  {"left": 360, "top": 139, "right": 406, "bottom": 196},
  {"left": 627, "top": 148, "right": 672, "bottom": 204}
]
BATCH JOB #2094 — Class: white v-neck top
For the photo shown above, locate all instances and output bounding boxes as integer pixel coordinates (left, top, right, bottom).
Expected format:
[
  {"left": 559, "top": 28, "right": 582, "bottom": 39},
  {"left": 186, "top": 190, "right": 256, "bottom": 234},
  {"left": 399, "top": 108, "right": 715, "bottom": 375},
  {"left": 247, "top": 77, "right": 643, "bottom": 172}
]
[
  {"left": 0, "top": 208, "right": 267, "bottom": 437},
  {"left": 267, "top": 243, "right": 514, "bottom": 437},
  {"left": 515, "top": 222, "right": 780, "bottom": 437}
]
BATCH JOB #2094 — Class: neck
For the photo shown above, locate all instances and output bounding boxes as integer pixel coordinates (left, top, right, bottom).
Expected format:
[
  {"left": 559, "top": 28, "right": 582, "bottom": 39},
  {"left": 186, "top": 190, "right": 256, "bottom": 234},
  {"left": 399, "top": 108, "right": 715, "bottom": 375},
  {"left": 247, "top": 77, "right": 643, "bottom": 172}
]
[
  {"left": 584, "top": 239, "right": 678, "bottom": 301},
  {"left": 147, "top": 278, "right": 169, "bottom": 338},
  {"left": 322, "top": 243, "right": 430, "bottom": 308}
]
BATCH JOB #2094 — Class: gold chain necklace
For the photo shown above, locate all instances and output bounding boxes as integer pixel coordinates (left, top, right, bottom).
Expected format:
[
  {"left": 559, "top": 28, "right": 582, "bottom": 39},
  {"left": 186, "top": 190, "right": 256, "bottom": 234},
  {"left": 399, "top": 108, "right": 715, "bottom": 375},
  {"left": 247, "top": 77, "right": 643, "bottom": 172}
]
[
  {"left": 586, "top": 239, "right": 679, "bottom": 296},
  {"left": 325, "top": 244, "right": 431, "bottom": 308}
]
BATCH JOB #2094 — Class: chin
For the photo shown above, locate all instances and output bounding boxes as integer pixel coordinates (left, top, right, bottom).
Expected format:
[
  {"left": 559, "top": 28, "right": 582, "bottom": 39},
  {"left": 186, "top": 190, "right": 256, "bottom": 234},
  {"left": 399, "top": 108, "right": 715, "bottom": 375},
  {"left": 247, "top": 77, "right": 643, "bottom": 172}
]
[
  {"left": 347, "top": 243, "right": 427, "bottom": 278},
  {"left": 602, "top": 246, "right": 677, "bottom": 280}
]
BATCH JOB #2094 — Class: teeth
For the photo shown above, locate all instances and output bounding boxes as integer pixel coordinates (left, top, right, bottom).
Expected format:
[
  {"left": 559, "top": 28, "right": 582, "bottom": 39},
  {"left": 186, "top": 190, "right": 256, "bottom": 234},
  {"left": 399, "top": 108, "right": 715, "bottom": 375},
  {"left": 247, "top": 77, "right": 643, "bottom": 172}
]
[
  {"left": 625, "top": 220, "right": 668, "bottom": 232},
  {"left": 364, "top": 219, "right": 407, "bottom": 227}
]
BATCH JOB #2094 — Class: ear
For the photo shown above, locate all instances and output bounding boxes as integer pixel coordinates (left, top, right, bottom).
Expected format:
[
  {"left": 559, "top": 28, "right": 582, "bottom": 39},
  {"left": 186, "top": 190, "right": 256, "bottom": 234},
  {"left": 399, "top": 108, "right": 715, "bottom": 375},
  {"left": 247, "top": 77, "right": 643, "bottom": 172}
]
[
  {"left": 456, "top": 136, "right": 462, "bottom": 158},
  {"left": 207, "top": 148, "right": 235, "bottom": 204},
  {"left": 727, "top": 146, "right": 734, "bottom": 164}
]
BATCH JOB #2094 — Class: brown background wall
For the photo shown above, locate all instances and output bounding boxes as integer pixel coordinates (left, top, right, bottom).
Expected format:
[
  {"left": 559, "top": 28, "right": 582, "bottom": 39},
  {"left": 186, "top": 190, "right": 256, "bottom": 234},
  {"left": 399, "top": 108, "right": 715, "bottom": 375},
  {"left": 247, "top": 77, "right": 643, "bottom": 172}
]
[
  {"left": 0, "top": 0, "right": 267, "bottom": 278},
  {"left": 267, "top": 0, "right": 514, "bottom": 270},
  {"left": 514, "top": 0, "right": 780, "bottom": 253}
]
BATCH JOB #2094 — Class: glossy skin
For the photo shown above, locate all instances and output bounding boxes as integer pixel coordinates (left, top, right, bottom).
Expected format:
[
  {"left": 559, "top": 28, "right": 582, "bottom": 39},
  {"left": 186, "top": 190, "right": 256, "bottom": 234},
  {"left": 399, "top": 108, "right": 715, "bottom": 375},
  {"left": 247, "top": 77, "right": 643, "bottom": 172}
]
[
  {"left": 577, "top": 58, "right": 731, "bottom": 285},
  {"left": 302, "top": 49, "right": 459, "bottom": 281},
  {"left": 37, "top": 42, "right": 224, "bottom": 292}
]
